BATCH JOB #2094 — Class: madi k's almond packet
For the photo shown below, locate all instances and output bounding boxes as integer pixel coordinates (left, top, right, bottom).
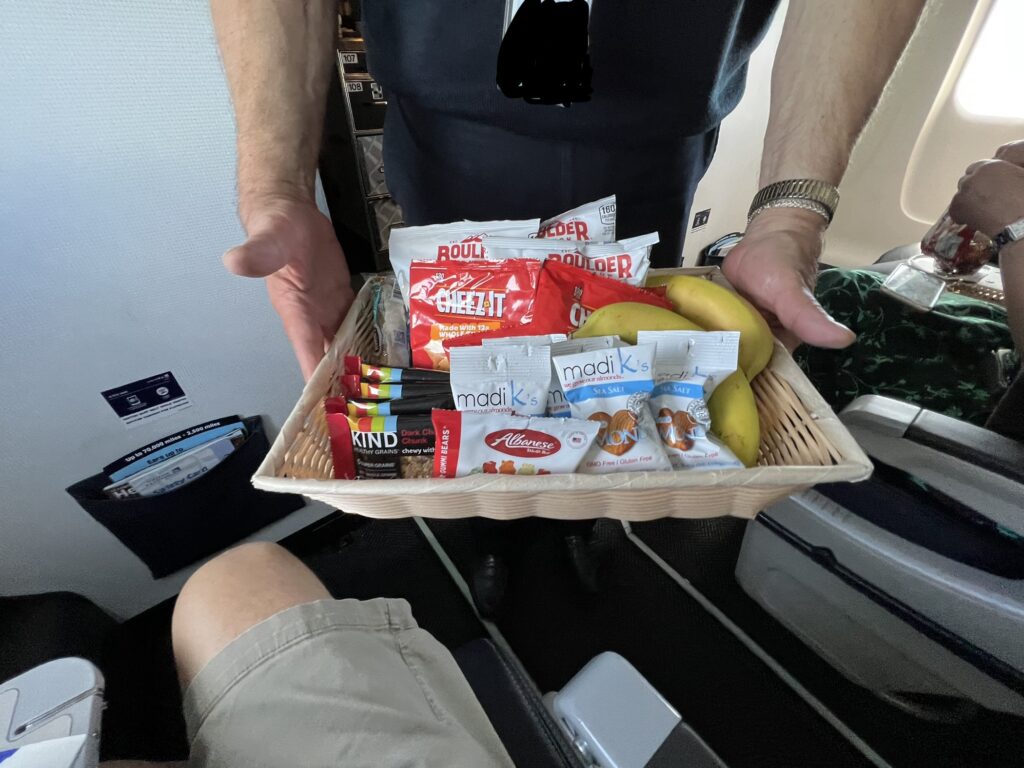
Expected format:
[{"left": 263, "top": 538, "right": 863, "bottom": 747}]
[
  {"left": 389, "top": 218, "right": 540, "bottom": 304},
  {"left": 553, "top": 344, "right": 671, "bottom": 474},
  {"left": 449, "top": 344, "right": 550, "bottom": 416},
  {"left": 432, "top": 410, "right": 599, "bottom": 478},
  {"left": 638, "top": 330, "right": 743, "bottom": 470}
]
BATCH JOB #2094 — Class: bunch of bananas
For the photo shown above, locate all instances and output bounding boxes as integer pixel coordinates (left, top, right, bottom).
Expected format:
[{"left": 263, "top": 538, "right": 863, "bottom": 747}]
[{"left": 574, "top": 275, "right": 771, "bottom": 467}]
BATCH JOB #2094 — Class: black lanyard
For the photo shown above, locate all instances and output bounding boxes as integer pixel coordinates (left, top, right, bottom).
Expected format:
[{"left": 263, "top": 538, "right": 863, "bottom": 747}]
[{"left": 497, "top": 0, "right": 593, "bottom": 106}]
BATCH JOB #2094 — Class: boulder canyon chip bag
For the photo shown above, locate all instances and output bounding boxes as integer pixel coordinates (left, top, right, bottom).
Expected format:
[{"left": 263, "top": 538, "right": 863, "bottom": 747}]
[
  {"left": 326, "top": 413, "right": 435, "bottom": 479},
  {"left": 547, "top": 335, "right": 621, "bottom": 417},
  {"left": 481, "top": 236, "right": 580, "bottom": 262},
  {"left": 533, "top": 260, "right": 673, "bottom": 332},
  {"left": 638, "top": 330, "right": 744, "bottom": 470},
  {"left": 554, "top": 344, "right": 671, "bottom": 474},
  {"left": 389, "top": 218, "right": 540, "bottom": 303},
  {"left": 545, "top": 232, "right": 658, "bottom": 286},
  {"left": 408, "top": 259, "right": 542, "bottom": 370},
  {"left": 449, "top": 344, "right": 551, "bottom": 416},
  {"left": 538, "top": 195, "right": 616, "bottom": 241},
  {"left": 432, "top": 410, "right": 600, "bottom": 478}
]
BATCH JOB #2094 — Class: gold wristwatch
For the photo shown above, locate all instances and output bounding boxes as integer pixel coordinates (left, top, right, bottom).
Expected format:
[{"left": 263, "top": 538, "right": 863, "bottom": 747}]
[{"left": 748, "top": 179, "right": 840, "bottom": 225}]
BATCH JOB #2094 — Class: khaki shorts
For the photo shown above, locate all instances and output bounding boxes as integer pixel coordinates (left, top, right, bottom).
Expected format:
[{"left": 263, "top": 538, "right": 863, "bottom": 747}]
[{"left": 183, "top": 598, "right": 513, "bottom": 768}]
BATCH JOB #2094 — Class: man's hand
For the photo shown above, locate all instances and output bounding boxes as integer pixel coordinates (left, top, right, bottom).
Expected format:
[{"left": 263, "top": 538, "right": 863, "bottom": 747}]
[
  {"left": 224, "top": 195, "right": 354, "bottom": 380},
  {"left": 949, "top": 140, "right": 1024, "bottom": 238},
  {"left": 723, "top": 208, "right": 856, "bottom": 350}
]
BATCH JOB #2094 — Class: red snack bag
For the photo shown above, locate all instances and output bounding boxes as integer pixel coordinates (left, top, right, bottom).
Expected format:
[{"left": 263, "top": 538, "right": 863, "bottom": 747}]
[
  {"left": 532, "top": 260, "right": 673, "bottom": 331},
  {"left": 408, "top": 259, "right": 542, "bottom": 370}
]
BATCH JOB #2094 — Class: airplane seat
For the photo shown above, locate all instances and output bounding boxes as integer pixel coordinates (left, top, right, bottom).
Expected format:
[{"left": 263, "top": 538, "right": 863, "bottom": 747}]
[
  {"left": 736, "top": 395, "right": 1024, "bottom": 720},
  {"left": 454, "top": 639, "right": 588, "bottom": 768},
  {"left": 0, "top": 593, "right": 115, "bottom": 686}
]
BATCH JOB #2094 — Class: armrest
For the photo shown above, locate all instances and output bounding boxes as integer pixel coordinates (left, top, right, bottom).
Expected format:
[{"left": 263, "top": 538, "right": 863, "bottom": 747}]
[{"left": 840, "top": 396, "right": 1024, "bottom": 536}]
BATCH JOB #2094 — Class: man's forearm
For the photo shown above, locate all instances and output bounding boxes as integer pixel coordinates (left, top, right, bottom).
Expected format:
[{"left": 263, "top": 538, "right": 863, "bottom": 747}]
[
  {"left": 760, "top": 0, "right": 925, "bottom": 187},
  {"left": 210, "top": 0, "right": 337, "bottom": 212}
]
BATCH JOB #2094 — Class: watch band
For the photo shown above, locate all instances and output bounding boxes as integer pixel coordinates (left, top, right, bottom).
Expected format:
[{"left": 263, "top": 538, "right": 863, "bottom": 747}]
[
  {"left": 748, "top": 198, "right": 831, "bottom": 225},
  {"left": 748, "top": 179, "right": 840, "bottom": 224},
  {"left": 993, "top": 217, "right": 1024, "bottom": 251}
]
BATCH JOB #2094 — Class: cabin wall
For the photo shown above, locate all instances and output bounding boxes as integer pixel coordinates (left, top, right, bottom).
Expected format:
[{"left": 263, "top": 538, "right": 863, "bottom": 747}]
[{"left": 0, "top": 0, "right": 331, "bottom": 619}]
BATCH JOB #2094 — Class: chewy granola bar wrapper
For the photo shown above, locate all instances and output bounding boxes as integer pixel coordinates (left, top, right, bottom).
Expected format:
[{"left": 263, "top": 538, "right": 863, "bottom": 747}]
[
  {"left": 638, "top": 330, "right": 744, "bottom": 470},
  {"left": 532, "top": 260, "right": 674, "bottom": 331},
  {"left": 432, "top": 410, "right": 600, "bottom": 478},
  {"left": 346, "top": 393, "right": 455, "bottom": 417},
  {"left": 408, "top": 258, "right": 542, "bottom": 370},
  {"left": 389, "top": 218, "right": 540, "bottom": 304},
  {"left": 344, "top": 356, "right": 450, "bottom": 384},
  {"left": 326, "top": 412, "right": 435, "bottom": 479},
  {"left": 554, "top": 344, "right": 671, "bottom": 474},
  {"left": 538, "top": 195, "right": 617, "bottom": 241},
  {"left": 547, "top": 335, "right": 621, "bottom": 417},
  {"left": 449, "top": 344, "right": 551, "bottom": 416},
  {"left": 341, "top": 376, "right": 452, "bottom": 401}
]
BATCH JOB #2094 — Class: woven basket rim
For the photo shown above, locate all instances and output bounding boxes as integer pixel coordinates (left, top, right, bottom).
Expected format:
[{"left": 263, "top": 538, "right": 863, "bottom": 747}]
[{"left": 253, "top": 268, "right": 872, "bottom": 501}]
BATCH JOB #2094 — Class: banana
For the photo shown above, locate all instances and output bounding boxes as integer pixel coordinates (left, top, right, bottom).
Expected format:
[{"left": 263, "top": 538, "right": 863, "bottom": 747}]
[
  {"left": 643, "top": 274, "right": 673, "bottom": 288},
  {"left": 707, "top": 370, "right": 761, "bottom": 468},
  {"left": 574, "top": 302, "right": 703, "bottom": 345},
  {"left": 663, "top": 276, "right": 774, "bottom": 380}
]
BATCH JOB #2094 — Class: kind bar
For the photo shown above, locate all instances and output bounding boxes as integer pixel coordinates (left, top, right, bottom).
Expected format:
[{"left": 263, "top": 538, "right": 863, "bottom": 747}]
[
  {"left": 346, "top": 393, "right": 454, "bottom": 417},
  {"left": 327, "top": 413, "right": 435, "bottom": 479},
  {"left": 389, "top": 218, "right": 540, "bottom": 304},
  {"left": 547, "top": 335, "right": 621, "bottom": 417},
  {"left": 449, "top": 344, "right": 551, "bottom": 416},
  {"left": 340, "top": 375, "right": 452, "bottom": 401},
  {"left": 554, "top": 344, "right": 671, "bottom": 474},
  {"left": 638, "top": 330, "right": 744, "bottom": 470},
  {"left": 408, "top": 258, "right": 542, "bottom": 370},
  {"left": 432, "top": 410, "right": 599, "bottom": 478},
  {"left": 538, "top": 195, "right": 616, "bottom": 241},
  {"left": 344, "top": 356, "right": 450, "bottom": 384},
  {"left": 532, "top": 260, "right": 673, "bottom": 331}
]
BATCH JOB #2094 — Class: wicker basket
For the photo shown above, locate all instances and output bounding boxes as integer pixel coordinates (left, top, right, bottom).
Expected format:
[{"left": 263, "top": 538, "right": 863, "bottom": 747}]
[{"left": 252, "top": 268, "right": 872, "bottom": 520}]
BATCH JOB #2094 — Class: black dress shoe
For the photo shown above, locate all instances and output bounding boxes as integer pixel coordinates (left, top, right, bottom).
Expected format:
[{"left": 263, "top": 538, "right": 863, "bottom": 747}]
[
  {"left": 470, "top": 554, "right": 509, "bottom": 620},
  {"left": 565, "top": 533, "right": 600, "bottom": 593}
]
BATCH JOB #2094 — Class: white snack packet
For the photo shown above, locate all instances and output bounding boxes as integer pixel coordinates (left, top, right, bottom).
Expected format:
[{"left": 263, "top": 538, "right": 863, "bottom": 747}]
[
  {"left": 546, "top": 335, "right": 621, "bottom": 417},
  {"left": 538, "top": 195, "right": 617, "bottom": 241},
  {"left": 482, "top": 333, "right": 569, "bottom": 347},
  {"left": 449, "top": 344, "right": 550, "bottom": 416},
  {"left": 481, "top": 236, "right": 580, "bottom": 261},
  {"left": 638, "top": 330, "right": 744, "bottom": 470},
  {"left": 553, "top": 344, "right": 672, "bottom": 474},
  {"left": 545, "top": 232, "right": 658, "bottom": 286},
  {"left": 389, "top": 218, "right": 540, "bottom": 304},
  {"left": 432, "top": 410, "right": 600, "bottom": 478}
]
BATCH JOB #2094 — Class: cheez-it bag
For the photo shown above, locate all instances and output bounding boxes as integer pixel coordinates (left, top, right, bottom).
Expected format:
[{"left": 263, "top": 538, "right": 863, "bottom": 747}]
[
  {"left": 408, "top": 259, "right": 542, "bottom": 370},
  {"left": 533, "top": 260, "right": 673, "bottom": 331}
]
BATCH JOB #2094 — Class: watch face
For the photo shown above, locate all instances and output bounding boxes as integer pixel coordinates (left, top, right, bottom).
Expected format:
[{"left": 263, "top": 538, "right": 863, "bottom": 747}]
[{"left": 1008, "top": 218, "right": 1024, "bottom": 240}]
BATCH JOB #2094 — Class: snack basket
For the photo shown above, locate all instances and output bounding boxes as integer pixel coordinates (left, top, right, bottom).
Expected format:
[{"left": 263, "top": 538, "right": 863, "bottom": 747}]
[{"left": 252, "top": 268, "right": 872, "bottom": 520}]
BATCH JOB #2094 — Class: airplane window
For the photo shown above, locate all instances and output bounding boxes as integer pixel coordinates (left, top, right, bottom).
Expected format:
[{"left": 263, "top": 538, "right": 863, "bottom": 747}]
[{"left": 955, "top": 0, "right": 1024, "bottom": 120}]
